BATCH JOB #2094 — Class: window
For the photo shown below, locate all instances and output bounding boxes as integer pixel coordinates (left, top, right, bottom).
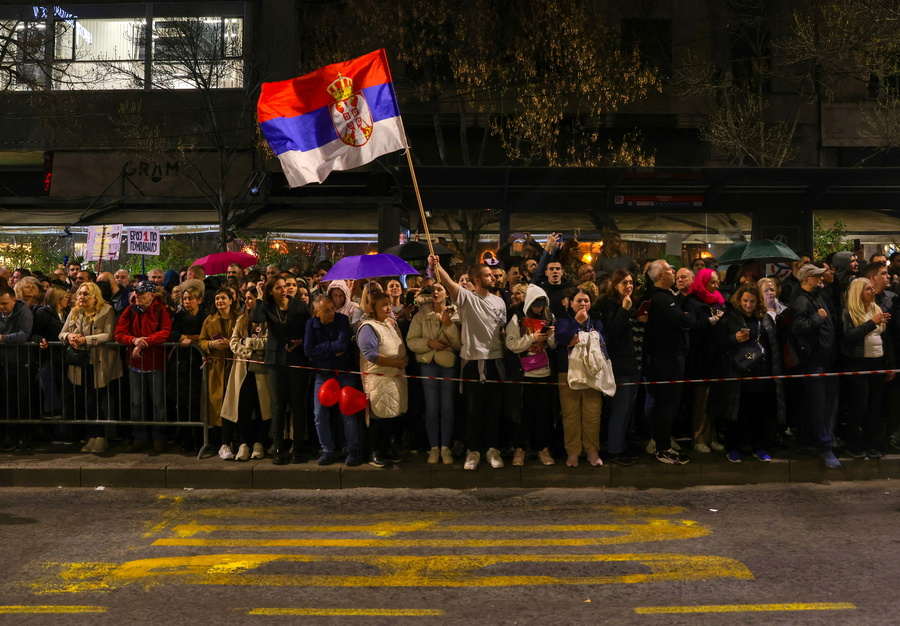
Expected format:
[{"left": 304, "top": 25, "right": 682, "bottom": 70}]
[{"left": 0, "top": 3, "right": 244, "bottom": 91}]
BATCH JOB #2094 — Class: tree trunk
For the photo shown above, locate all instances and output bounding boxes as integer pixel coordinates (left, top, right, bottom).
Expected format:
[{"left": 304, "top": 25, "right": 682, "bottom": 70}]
[{"left": 432, "top": 112, "right": 448, "bottom": 166}]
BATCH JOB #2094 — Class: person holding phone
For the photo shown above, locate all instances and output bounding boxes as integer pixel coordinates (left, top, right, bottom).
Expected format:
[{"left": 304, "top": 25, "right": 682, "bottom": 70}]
[
  {"left": 199, "top": 287, "right": 240, "bottom": 459},
  {"left": 505, "top": 284, "right": 557, "bottom": 466}
]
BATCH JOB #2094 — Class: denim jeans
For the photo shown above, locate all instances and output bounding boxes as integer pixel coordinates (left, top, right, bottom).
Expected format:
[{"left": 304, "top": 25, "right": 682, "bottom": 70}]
[
  {"left": 607, "top": 374, "right": 639, "bottom": 455},
  {"left": 420, "top": 361, "right": 456, "bottom": 449},
  {"left": 130, "top": 369, "right": 166, "bottom": 443},
  {"left": 312, "top": 372, "right": 361, "bottom": 453}
]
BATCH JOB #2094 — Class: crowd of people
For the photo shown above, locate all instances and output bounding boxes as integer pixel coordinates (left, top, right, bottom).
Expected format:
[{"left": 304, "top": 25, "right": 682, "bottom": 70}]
[{"left": 1, "top": 231, "right": 899, "bottom": 470}]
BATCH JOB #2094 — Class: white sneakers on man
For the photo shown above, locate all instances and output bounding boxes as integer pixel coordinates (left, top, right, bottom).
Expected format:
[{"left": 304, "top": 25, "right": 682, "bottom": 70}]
[
  {"left": 486, "top": 447, "right": 504, "bottom": 468},
  {"left": 464, "top": 451, "right": 480, "bottom": 470}
]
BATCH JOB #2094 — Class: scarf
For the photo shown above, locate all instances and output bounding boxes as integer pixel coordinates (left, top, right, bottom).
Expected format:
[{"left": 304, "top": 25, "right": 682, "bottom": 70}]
[{"left": 691, "top": 268, "right": 724, "bottom": 306}]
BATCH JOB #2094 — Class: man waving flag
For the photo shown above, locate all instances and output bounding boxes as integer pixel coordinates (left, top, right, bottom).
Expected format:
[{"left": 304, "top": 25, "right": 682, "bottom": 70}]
[{"left": 258, "top": 49, "right": 407, "bottom": 187}]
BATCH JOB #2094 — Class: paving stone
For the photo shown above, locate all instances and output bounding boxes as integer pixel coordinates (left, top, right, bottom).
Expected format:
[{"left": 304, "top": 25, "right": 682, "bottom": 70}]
[{"left": 340, "top": 463, "right": 431, "bottom": 489}]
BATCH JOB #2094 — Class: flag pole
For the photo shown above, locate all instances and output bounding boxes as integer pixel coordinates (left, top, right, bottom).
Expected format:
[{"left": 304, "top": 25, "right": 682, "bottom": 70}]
[{"left": 404, "top": 148, "right": 441, "bottom": 283}]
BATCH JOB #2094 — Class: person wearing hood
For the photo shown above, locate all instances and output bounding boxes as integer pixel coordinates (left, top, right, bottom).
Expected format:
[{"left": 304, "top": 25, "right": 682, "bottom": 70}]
[
  {"left": 327, "top": 280, "right": 364, "bottom": 331},
  {"left": 684, "top": 268, "right": 726, "bottom": 454},
  {"left": 785, "top": 264, "right": 840, "bottom": 468},
  {"left": 0, "top": 277, "right": 34, "bottom": 443},
  {"left": 830, "top": 251, "right": 858, "bottom": 299},
  {"left": 506, "top": 284, "right": 557, "bottom": 466},
  {"left": 115, "top": 280, "right": 172, "bottom": 452}
]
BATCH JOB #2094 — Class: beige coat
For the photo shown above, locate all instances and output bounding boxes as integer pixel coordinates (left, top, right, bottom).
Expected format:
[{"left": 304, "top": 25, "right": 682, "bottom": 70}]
[
  {"left": 406, "top": 308, "right": 461, "bottom": 368},
  {"left": 358, "top": 318, "right": 408, "bottom": 418},
  {"left": 221, "top": 314, "right": 272, "bottom": 423},
  {"left": 59, "top": 304, "right": 123, "bottom": 388},
  {"left": 199, "top": 310, "right": 239, "bottom": 427}
]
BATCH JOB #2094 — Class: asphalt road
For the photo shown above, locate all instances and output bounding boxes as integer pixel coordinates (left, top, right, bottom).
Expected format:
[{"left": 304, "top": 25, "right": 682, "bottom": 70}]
[{"left": 0, "top": 482, "right": 897, "bottom": 624}]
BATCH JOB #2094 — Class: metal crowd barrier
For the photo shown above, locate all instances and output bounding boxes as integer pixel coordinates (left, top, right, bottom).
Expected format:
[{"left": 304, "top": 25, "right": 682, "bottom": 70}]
[{"left": 0, "top": 341, "right": 211, "bottom": 459}]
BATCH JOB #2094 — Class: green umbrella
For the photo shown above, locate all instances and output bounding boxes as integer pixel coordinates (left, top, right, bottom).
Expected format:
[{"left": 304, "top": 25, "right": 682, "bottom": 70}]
[{"left": 718, "top": 239, "right": 800, "bottom": 264}]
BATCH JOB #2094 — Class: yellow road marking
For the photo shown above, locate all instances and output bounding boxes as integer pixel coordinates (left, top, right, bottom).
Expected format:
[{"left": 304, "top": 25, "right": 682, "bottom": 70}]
[
  {"left": 635, "top": 603, "right": 857, "bottom": 614},
  {"left": 143, "top": 495, "right": 185, "bottom": 538},
  {"left": 248, "top": 608, "right": 444, "bottom": 616},
  {"left": 158, "top": 520, "right": 708, "bottom": 547},
  {"left": 0, "top": 605, "right": 106, "bottom": 614},
  {"left": 46, "top": 553, "right": 751, "bottom": 589}
]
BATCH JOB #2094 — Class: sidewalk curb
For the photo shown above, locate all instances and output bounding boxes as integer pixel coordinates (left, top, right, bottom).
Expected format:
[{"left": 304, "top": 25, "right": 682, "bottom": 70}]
[{"left": 1, "top": 450, "right": 897, "bottom": 489}]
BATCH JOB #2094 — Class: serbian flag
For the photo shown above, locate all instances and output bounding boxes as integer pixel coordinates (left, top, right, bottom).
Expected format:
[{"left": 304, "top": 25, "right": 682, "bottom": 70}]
[{"left": 258, "top": 49, "right": 408, "bottom": 187}]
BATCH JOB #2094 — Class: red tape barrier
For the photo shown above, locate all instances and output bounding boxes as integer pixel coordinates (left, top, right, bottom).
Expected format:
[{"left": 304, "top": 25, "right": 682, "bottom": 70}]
[{"left": 220, "top": 356, "right": 897, "bottom": 387}]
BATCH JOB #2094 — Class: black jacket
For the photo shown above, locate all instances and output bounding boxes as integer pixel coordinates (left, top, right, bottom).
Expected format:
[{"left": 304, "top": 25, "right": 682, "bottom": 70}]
[
  {"left": 596, "top": 297, "right": 642, "bottom": 380},
  {"left": 786, "top": 287, "right": 836, "bottom": 368},
  {"left": 643, "top": 284, "right": 695, "bottom": 355},
  {"left": 251, "top": 296, "right": 311, "bottom": 366}
]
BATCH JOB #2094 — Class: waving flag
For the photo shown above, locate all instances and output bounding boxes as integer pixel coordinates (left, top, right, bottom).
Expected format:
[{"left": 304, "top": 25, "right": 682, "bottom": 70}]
[{"left": 258, "top": 49, "right": 407, "bottom": 187}]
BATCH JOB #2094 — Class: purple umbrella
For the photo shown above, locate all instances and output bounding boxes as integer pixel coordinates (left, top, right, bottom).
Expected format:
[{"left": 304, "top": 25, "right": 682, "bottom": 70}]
[{"left": 322, "top": 254, "right": 420, "bottom": 281}]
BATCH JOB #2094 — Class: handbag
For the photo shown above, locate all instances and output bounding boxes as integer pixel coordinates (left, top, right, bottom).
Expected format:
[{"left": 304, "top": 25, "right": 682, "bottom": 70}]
[
  {"left": 567, "top": 329, "right": 617, "bottom": 396},
  {"left": 64, "top": 345, "right": 91, "bottom": 368},
  {"left": 731, "top": 334, "right": 767, "bottom": 375},
  {"left": 520, "top": 350, "right": 549, "bottom": 372}
]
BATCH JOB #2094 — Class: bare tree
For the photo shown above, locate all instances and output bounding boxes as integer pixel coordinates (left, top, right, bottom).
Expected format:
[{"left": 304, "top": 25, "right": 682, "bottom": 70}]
[{"left": 102, "top": 17, "right": 268, "bottom": 251}]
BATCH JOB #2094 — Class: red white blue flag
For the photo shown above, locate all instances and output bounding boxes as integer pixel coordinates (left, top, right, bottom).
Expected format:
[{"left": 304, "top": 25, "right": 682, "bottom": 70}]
[{"left": 258, "top": 49, "right": 407, "bottom": 187}]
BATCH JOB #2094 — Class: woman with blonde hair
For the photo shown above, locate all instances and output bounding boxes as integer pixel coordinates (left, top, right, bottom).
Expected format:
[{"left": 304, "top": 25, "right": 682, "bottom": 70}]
[
  {"left": 59, "top": 281, "right": 122, "bottom": 453},
  {"left": 841, "top": 277, "right": 894, "bottom": 459},
  {"left": 14, "top": 276, "right": 44, "bottom": 309},
  {"left": 757, "top": 277, "right": 785, "bottom": 322}
]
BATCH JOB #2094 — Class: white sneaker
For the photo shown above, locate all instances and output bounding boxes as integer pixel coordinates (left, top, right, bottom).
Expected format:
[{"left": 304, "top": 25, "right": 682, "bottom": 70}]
[
  {"left": 464, "top": 450, "right": 480, "bottom": 470},
  {"left": 235, "top": 443, "right": 250, "bottom": 461},
  {"left": 427, "top": 447, "right": 440, "bottom": 464},
  {"left": 218, "top": 444, "right": 234, "bottom": 460},
  {"left": 486, "top": 447, "right": 504, "bottom": 468},
  {"left": 694, "top": 442, "right": 711, "bottom": 454},
  {"left": 251, "top": 443, "right": 265, "bottom": 459},
  {"left": 440, "top": 446, "right": 453, "bottom": 465},
  {"left": 710, "top": 440, "right": 725, "bottom": 452},
  {"left": 91, "top": 437, "right": 108, "bottom": 453},
  {"left": 81, "top": 438, "right": 96, "bottom": 453},
  {"left": 670, "top": 438, "right": 682, "bottom": 451},
  {"left": 645, "top": 439, "right": 656, "bottom": 454}
]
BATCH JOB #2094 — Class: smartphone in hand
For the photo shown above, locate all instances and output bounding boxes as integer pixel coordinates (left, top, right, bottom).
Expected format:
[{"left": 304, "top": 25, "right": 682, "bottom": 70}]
[{"left": 637, "top": 300, "right": 652, "bottom": 317}]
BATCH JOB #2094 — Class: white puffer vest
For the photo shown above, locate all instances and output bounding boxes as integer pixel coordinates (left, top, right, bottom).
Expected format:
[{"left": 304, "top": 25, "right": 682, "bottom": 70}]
[{"left": 359, "top": 319, "right": 409, "bottom": 418}]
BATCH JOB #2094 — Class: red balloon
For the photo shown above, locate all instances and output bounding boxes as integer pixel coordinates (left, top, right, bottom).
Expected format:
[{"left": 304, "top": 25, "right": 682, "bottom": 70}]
[
  {"left": 317, "top": 378, "right": 341, "bottom": 407},
  {"left": 339, "top": 386, "right": 368, "bottom": 415}
]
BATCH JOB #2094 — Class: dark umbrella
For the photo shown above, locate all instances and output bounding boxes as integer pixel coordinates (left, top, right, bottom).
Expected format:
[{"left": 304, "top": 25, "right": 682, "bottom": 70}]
[
  {"left": 192, "top": 251, "right": 258, "bottom": 275},
  {"left": 322, "top": 254, "right": 420, "bottom": 281},
  {"left": 383, "top": 240, "right": 453, "bottom": 260},
  {"left": 718, "top": 239, "right": 801, "bottom": 264}
]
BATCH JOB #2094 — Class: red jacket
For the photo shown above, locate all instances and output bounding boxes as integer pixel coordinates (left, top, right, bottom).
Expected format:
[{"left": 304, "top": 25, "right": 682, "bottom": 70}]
[{"left": 115, "top": 297, "right": 172, "bottom": 371}]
